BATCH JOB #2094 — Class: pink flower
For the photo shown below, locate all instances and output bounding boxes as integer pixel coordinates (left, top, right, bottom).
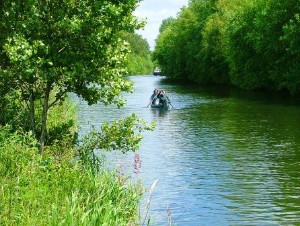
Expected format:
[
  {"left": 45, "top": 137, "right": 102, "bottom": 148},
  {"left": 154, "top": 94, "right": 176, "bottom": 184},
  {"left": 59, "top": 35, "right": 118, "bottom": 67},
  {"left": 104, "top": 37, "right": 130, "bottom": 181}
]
[{"left": 134, "top": 153, "right": 142, "bottom": 174}]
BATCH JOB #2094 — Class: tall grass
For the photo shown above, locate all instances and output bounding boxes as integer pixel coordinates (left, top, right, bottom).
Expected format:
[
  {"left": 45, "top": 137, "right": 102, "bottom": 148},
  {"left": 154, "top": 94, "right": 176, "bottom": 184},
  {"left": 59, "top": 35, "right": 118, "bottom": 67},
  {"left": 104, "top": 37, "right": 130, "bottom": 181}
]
[
  {"left": 0, "top": 94, "right": 151, "bottom": 225},
  {"left": 0, "top": 129, "right": 142, "bottom": 226}
]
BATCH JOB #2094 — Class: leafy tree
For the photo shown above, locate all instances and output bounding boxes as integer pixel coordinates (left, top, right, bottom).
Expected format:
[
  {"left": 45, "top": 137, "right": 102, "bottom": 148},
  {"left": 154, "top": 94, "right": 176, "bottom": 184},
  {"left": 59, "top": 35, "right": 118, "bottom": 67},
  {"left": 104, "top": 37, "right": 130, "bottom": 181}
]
[
  {"left": 119, "top": 31, "right": 153, "bottom": 75},
  {"left": 159, "top": 17, "right": 176, "bottom": 33},
  {"left": 154, "top": 0, "right": 300, "bottom": 94},
  {"left": 222, "top": 0, "right": 267, "bottom": 89},
  {"left": 198, "top": 0, "right": 231, "bottom": 84},
  {"left": 257, "top": 0, "right": 300, "bottom": 93},
  {"left": 154, "top": 0, "right": 217, "bottom": 82},
  {"left": 0, "top": 0, "right": 141, "bottom": 150},
  {"left": 184, "top": 0, "right": 219, "bottom": 83},
  {"left": 153, "top": 19, "right": 180, "bottom": 78},
  {"left": 281, "top": 11, "right": 300, "bottom": 92},
  {"left": 223, "top": 0, "right": 300, "bottom": 92}
]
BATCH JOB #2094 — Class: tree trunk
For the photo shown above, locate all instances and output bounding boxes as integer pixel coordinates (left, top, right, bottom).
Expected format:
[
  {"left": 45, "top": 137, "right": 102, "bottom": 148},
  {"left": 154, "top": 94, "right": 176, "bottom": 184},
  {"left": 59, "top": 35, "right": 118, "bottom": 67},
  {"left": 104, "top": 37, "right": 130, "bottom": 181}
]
[
  {"left": 39, "top": 82, "right": 51, "bottom": 152},
  {"left": 29, "top": 89, "right": 35, "bottom": 135}
]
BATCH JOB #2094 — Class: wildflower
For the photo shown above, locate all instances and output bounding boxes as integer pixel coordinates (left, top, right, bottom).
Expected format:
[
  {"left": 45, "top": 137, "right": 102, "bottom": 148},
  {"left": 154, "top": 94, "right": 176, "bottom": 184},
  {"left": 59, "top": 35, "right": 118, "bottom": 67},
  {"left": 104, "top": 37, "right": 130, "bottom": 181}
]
[{"left": 134, "top": 153, "right": 142, "bottom": 174}]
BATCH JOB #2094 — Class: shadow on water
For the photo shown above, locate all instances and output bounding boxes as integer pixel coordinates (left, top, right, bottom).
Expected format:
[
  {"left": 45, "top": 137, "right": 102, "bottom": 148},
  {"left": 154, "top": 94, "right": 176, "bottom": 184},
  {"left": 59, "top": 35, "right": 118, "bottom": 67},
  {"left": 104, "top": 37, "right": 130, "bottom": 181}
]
[
  {"left": 159, "top": 77, "right": 300, "bottom": 106},
  {"left": 150, "top": 108, "right": 171, "bottom": 117}
]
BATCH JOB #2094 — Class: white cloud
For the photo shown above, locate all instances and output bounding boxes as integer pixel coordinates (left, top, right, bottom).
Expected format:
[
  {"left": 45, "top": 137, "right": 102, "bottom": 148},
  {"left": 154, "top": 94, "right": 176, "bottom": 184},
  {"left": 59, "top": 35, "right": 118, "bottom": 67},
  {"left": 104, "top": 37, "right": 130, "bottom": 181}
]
[{"left": 134, "top": 0, "right": 189, "bottom": 50}]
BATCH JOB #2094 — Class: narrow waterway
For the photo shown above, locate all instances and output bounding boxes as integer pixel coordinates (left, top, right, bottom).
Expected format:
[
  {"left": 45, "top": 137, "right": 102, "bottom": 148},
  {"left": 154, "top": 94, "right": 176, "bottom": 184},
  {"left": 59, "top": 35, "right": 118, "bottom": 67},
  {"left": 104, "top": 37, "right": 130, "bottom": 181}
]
[{"left": 75, "top": 75, "right": 300, "bottom": 226}]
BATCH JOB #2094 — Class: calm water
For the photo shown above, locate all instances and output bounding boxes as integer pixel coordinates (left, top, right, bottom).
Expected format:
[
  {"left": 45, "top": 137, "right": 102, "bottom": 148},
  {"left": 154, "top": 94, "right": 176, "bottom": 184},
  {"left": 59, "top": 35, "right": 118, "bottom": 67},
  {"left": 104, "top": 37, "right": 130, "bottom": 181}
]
[{"left": 75, "top": 75, "right": 300, "bottom": 226}]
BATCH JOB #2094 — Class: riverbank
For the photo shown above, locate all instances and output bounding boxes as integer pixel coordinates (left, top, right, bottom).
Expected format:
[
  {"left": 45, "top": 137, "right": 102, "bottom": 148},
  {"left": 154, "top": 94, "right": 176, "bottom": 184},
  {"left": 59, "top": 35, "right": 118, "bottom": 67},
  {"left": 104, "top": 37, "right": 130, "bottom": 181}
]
[{"left": 0, "top": 99, "right": 143, "bottom": 225}]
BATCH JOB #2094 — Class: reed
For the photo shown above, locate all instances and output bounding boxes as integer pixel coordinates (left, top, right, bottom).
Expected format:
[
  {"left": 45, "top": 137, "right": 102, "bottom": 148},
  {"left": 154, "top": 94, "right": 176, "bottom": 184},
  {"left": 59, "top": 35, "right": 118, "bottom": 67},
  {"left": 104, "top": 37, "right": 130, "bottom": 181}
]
[{"left": 141, "top": 180, "right": 159, "bottom": 226}]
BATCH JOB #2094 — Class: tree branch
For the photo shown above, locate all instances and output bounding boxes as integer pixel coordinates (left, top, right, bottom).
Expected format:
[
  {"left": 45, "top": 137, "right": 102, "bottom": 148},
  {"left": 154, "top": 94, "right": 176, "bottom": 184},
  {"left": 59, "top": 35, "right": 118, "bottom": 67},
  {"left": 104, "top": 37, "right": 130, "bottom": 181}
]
[{"left": 48, "top": 90, "right": 67, "bottom": 109}]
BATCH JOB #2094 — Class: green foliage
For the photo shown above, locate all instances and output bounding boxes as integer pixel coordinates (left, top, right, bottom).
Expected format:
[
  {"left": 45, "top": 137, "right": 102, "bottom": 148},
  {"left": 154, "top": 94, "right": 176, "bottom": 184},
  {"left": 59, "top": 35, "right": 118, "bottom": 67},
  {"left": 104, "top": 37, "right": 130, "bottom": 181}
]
[
  {"left": 46, "top": 97, "right": 78, "bottom": 146},
  {"left": 0, "top": 90, "right": 30, "bottom": 129},
  {"left": 223, "top": 0, "right": 269, "bottom": 89},
  {"left": 184, "top": 0, "right": 220, "bottom": 83},
  {"left": 159, "top": 17, "right": 176, "bottom": 33},
  {"left": 79, "top": 114, "right": 155, "bottom": 172},
  {"left": 0, "top": 0, "right": 141, "bottom": 148},
  {"left": 153, "top": 17, "right": 181, "bottom": 78},
  {"left": 0, "top": 127, "right": 142, "bottom": 225},
  {"left": 126, "top": 53, "right": 153, "bottom": 75},
  {"left": 0, "top": 2, "right": 155, "bottom": 224},
  {"left": 154, "top": 0, "right": 300, "bottom": 94},
  {"left": 281, "top": 13, "right": 300, "bottom": 92},
  {"left": 153, "top": 0, "right": 217, "bottom": 81},
  {"left": 0, "top": 90, "right": 154, "bottom": 225},
  {"left": 120, "top": 32, "right": 154, "bottom": 75},
  {"left": 82, "top": 114, "right": 155, "bottom": 153},
  {"left": 198, "top": 2, "right": 230, "bottom": 84},
  {"left": 222, "top": 0, "right": 300, "bottom": 92},
  {"left": 0, "top": 91, "right": 78, "bottom": 147}
]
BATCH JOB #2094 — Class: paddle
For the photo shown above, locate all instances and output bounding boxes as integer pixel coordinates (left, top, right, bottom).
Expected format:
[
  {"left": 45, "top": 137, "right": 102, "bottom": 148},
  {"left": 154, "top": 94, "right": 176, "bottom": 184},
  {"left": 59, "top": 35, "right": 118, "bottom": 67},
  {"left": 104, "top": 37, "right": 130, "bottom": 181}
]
[{"left": 169, "top": 102, "right": 174, "bottom": 109}]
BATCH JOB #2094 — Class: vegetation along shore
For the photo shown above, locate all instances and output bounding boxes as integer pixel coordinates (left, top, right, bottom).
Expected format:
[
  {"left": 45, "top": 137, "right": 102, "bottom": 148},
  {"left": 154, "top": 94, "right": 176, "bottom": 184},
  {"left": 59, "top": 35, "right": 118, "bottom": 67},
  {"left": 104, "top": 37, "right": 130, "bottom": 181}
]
[{"left": 0, "top": 1, "right": 154, "bottom": 225}]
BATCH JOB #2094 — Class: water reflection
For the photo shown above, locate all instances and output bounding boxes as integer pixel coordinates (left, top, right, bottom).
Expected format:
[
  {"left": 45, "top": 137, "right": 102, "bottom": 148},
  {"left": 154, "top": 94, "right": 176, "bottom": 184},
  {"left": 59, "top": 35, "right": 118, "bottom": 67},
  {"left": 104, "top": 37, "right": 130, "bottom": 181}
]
[
  {"left": 75, "top": 75, "right": 300, "bottom": 226},
  {"left": 150, "top": 108, "right": 170, "bottom": 118}
]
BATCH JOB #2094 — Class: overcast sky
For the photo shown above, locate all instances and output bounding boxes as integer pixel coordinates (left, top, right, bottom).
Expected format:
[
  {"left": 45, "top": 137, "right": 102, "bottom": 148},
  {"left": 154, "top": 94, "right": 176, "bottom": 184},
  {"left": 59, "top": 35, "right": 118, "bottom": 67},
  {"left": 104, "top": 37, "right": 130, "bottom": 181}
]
[{"left": 134, "top": 0, "right": 189, "bottom": 50}]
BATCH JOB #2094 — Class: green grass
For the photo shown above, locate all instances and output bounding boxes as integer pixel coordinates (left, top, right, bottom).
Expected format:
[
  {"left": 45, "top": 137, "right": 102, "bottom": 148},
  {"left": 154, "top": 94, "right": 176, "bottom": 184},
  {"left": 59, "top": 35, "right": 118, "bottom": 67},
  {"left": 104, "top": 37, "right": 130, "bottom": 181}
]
[{"left": 0, "top": 127, "right": 142, "bottom": 226}]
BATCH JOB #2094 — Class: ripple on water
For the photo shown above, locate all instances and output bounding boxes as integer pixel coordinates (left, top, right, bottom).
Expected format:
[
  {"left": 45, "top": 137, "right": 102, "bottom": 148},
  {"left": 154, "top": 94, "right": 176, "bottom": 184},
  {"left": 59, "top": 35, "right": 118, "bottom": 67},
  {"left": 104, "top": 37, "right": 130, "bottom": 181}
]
[{"left": 74, "top": 76, "right": 300, "bottom": 226}]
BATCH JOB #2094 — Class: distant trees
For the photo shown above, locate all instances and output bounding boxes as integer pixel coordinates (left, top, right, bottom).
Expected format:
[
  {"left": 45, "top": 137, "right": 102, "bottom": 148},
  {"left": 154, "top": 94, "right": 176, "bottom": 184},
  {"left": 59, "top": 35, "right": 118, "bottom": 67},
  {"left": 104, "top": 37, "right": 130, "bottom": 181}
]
[
  {"left": 153, "top": 0, "right": 300, "bottom": 94},
  {"left": 120, "top": 32, "right": 153, "bottom": 75}
]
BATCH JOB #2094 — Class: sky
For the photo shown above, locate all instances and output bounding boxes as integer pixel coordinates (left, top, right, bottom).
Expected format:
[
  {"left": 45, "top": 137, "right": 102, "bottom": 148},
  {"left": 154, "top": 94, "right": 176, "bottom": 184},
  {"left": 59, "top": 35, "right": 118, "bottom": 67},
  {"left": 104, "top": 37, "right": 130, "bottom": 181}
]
[{"left": 134, "top": 0, "right": 189, "bottom": 50}]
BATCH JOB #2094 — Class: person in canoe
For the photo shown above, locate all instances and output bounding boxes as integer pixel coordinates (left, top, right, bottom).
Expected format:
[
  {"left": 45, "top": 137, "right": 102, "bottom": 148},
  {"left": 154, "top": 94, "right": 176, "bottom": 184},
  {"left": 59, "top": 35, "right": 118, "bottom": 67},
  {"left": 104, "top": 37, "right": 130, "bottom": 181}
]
[
  {"left": 157, "top": 90, "right": 171, "bottom": 105},
  {"left": 147, "top": 89, "right": 159, "bottom": 107}
]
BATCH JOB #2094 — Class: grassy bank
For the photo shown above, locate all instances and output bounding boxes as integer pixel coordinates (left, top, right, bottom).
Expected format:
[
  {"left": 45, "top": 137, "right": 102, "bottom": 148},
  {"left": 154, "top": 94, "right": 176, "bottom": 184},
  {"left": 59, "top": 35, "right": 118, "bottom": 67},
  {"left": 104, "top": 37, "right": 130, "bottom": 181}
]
[
  {"left": 0, "top": 98, "right": 144, "bottom": 225},
  {"left": 0, "top": 126, "right": 142, "bottom": 225}
]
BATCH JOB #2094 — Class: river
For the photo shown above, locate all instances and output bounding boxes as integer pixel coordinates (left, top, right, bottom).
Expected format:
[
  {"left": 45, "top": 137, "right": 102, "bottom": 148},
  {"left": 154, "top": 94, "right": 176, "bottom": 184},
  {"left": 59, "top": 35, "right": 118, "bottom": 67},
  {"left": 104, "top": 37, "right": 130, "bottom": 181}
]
[{"left": 75, "top": 75, "right": 300, "bottom": 226}]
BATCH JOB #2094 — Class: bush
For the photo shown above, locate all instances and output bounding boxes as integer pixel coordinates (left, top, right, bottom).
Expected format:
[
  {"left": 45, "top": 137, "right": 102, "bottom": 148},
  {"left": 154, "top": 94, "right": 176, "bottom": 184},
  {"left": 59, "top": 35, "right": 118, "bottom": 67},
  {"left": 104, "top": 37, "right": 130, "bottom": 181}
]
[{"left": 0, "top": 91, "right": 78, "bottom": 148}]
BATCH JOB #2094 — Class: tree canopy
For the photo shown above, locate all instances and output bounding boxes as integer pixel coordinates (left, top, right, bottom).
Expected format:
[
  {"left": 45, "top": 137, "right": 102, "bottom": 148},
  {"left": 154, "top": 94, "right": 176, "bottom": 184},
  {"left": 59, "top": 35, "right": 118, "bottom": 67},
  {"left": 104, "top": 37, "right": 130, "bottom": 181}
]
[
  {"left": 119, "top": 31, "right": 153, "bottom": 75},
  {"left": 0, "top": 0, "right": 142, "bottom": 149},
  {"left": 153, "top": 0, "right": 300, "bottom": 94}
]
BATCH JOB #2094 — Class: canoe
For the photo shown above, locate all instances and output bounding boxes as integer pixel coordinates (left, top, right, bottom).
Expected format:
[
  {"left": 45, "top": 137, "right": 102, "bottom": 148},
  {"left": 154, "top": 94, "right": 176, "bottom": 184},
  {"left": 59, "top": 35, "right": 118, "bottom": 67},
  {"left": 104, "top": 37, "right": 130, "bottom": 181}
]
[{"left": 151, "top": 101, "right": 170, "bottom": 110}]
